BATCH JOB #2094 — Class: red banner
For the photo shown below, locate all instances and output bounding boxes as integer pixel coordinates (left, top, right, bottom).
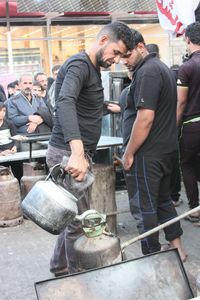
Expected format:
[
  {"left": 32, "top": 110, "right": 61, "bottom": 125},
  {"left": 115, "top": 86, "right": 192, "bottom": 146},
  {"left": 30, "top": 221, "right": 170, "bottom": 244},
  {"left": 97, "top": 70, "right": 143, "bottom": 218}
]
[{"left": 156, "top": 0, "right": 199, "bottom": 36}]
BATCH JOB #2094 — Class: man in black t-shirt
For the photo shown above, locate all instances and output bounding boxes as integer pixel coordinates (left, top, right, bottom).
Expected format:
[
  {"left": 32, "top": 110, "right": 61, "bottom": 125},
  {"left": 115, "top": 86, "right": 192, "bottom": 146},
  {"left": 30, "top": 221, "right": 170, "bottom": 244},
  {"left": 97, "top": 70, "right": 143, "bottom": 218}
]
[
  {"left": 177, "top": 22, "right": 200, "bottom": 223},
  {"left": 121, "top": 29, "right": 187, "bottom": 261},
  {"left": 46, "top": 22, "right": 134, "bottom": 276}
]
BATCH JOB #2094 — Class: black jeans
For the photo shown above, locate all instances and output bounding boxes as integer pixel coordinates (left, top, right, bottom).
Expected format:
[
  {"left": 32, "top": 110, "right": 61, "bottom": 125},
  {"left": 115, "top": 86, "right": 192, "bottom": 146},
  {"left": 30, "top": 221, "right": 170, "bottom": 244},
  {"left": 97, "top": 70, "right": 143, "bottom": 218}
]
[{"left": 124, "top": 151, "right": 183, "bottom": 255}]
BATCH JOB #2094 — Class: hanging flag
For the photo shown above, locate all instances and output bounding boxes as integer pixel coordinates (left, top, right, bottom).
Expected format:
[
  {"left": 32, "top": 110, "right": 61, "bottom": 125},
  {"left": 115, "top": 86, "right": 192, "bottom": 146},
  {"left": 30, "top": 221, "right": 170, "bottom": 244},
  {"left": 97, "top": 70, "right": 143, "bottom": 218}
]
[
  {"left": 195, "top": 2, "right": 200, "bottom": 22},
  {"left": 156, "top": 0, "right": 200, "bottom": 36}
]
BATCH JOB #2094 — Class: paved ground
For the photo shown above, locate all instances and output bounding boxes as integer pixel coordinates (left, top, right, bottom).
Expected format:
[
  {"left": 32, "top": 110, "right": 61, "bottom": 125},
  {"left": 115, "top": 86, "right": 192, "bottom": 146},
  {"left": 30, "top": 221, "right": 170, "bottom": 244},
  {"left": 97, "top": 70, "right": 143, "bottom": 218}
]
[
  {"left": 117, "top": 189, "right": 200, "bottom": 298},
  {"left": 0, "top": 187, "right": 200, "bottom": 300}
]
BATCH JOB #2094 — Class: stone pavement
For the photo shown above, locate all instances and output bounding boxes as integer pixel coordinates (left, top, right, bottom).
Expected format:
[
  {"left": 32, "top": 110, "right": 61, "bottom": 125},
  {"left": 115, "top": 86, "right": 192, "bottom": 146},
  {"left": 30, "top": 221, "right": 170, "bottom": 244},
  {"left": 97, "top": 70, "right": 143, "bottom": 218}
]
[{"left": 0, "top": 187, "right": 200, "bottom": 300}]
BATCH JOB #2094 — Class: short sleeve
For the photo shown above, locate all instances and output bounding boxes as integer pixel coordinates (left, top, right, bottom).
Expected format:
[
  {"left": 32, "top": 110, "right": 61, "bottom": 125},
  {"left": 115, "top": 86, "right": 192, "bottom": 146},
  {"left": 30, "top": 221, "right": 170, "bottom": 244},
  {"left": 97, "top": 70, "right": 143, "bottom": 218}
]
[
  {"left": 135, "top": 74, "right": 161, "bottom": 111},
  {"left": 177, "top": 64, "right": 189, "bottom": 87}
]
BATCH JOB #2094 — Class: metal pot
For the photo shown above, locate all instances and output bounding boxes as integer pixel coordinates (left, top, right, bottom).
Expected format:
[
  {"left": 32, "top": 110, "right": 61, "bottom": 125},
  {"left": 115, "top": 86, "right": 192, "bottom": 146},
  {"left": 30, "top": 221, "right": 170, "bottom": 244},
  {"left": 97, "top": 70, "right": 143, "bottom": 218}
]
[{"left": 21, "top": 164, "right": 78, "bottom": 235}]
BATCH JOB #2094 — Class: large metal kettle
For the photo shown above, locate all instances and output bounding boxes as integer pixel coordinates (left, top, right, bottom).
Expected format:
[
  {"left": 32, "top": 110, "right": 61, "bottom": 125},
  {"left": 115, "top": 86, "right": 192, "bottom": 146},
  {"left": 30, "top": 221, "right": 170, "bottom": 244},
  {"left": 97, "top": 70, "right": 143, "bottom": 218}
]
[{"left": 21, "top": 164, "right": 79, "bottom": 235}]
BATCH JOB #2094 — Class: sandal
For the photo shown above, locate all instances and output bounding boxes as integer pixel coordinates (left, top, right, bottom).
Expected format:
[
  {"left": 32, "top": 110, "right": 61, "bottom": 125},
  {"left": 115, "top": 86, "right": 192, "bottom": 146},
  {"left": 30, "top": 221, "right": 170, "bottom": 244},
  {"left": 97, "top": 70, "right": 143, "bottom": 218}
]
[
  {"left": 184, "top": 215, "right": 200, "bottom": 223},
  {"left": 53, "top": 267, "right": 69, "bottom": 277},
  {"left": 193, "top": 221, "right": 200, "bottom": 227},
  {"left": 161, "top": 243, "right": 171, "bottom": 251}
]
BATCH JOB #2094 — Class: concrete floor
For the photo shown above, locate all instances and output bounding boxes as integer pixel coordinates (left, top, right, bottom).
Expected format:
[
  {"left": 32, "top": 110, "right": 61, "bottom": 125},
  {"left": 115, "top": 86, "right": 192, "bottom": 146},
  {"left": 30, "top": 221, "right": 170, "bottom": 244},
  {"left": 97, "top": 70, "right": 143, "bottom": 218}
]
[
  {"left": 116, "top": 189, "right": 200, "bottom": 298},
  {"left": 0, "top": 188, "right": 200, "bottom": 300}
]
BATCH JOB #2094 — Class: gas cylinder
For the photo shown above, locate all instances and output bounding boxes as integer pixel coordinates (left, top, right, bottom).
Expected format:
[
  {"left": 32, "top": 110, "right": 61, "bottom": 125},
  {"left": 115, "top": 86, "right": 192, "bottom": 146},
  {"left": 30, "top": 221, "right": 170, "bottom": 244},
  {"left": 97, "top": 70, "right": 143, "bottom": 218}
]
[
  {"left": 74, "top": 211, "right": 122, "bottom": 272},
  {"left": 0, "top": 166, "right": 23, "bottom": 227},
  {"left": 20, "top": 162, "right": 47, "bottom": 200}
]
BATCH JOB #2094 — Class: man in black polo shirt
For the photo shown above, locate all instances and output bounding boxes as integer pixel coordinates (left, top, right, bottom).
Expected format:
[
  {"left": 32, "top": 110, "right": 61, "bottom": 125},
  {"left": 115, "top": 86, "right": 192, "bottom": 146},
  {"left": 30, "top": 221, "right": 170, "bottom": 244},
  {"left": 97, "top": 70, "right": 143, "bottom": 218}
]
[
  {"left": 121, "top": 29, "right": 187, "bottom": 261},
  {"left": 46, "top": 22, "right": 134, "bottom": 276},
  {"left": 177, "top": 22, "right": 200, "bottom": 222}
]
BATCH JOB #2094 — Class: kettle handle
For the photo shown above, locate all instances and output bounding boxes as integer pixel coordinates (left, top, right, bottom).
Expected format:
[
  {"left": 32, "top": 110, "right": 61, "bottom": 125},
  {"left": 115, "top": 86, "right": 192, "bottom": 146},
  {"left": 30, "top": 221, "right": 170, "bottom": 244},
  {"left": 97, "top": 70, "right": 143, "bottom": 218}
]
[
  {"left": 76, "top": 209, "right": 106, "bottom": 223},
  {"left": 46, "top": 156, "right": 71, "bottom": 182},
  {"left": 46, "top": 164, "right": 66, "bottom": 183}
]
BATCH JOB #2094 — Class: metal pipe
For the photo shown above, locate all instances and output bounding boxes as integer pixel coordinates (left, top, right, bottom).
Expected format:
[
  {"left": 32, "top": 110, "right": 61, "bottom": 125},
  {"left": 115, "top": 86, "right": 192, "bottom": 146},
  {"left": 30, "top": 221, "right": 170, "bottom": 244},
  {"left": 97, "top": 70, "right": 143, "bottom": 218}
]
[
  {"left": 106, "top": 209, "right": 130, "bottom": 216},
  {"left": 46, "top": 18, "right": 53, "bottom": 76},
  {"left": 121, "top": 205, "right": 200, "bottom": 251},
  {"left": 113, "top": 154, "right": 123, "bottom": 165},
  {"left": 6, "top": 0, "right": 14, "bottom": 74}
]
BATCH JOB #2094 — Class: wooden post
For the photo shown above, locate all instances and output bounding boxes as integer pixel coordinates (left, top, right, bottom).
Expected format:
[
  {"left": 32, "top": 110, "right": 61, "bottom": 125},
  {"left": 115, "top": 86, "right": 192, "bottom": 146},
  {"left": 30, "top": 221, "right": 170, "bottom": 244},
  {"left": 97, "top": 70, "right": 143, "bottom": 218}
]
[{"left": 90, "top": 164, "right": 117, "bottom": 233}]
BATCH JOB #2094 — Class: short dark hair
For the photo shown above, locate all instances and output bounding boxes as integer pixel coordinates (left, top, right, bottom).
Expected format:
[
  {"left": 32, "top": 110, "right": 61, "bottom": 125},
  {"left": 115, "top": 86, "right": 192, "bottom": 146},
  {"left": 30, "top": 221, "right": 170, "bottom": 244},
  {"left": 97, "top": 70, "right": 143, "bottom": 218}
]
[
  {"left": 13, "top": 80, "right": 19, "bottom": 87},
  {"left": 185, "top": 22, "right": 200, "bottom": 45},
  {"left": 7, "top": 82, "right": 16, "bottom": 89},
  {"left": 97, "top": 21, "right": 134, "bottom": 51},
  {"left": 131, "top": 29, "right": 145, "bottom": 47},
  {"left": 170, "top": 64, "right": 179, "bottom": 70},
  {"left": 52, "top": 65, "right": 61, "bottom": 74},
  {"left": 32, "top": 80, "right": 42, "bottom": 88},
  {"left": 0, "top": 102, "right": 6, "bottom": 110},
  {"left": 34, "top": 72, "right": 46, "bottom": 81},
  {"left": 146, "top": 43, "right": 159, "bottom": 54}
]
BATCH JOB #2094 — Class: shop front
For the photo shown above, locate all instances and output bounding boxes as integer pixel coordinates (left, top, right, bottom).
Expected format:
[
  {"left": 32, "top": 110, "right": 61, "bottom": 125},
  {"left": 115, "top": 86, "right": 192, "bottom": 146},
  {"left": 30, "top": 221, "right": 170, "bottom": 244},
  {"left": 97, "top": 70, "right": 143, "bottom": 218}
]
[{"left": 0, "top": 0, "right": 187, "bottom": 90}]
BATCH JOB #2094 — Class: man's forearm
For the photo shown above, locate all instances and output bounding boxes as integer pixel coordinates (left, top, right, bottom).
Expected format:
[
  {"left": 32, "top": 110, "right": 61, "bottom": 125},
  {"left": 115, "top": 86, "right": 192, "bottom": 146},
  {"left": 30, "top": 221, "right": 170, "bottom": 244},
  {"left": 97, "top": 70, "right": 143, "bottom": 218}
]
[
  {"left": 122, "top": 110, "right": 154, "bottom": 171},
  {"left": 69, "top": 139, "right": 84, "bottom": 156},
  {"left": 177, "top": 101, "right": 186, "bottom": 126},
  {"left": 126, "top": 108, "right": 154, "bottom": 156},
  {"left": 177, "top": 86, "right": 188, "bottom": 126},
  {"left": 66, "top": 139, "right": 89, "bottom": 181},
  {"left": 126, "top": 117, "right": 152, "bottom": 155}
]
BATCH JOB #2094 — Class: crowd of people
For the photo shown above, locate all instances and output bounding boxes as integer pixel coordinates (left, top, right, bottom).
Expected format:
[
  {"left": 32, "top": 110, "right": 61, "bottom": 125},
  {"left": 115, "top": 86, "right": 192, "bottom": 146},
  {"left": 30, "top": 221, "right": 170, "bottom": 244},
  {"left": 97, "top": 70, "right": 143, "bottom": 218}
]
[
  {"left": 1, "top": 20, "right": 200, "bottom": 277},
  {"left": 0, "top": 66, "right": 60, "bottom": 178},
  {"left": 0, "top": 66, "right": 61, "bottom": 151}
]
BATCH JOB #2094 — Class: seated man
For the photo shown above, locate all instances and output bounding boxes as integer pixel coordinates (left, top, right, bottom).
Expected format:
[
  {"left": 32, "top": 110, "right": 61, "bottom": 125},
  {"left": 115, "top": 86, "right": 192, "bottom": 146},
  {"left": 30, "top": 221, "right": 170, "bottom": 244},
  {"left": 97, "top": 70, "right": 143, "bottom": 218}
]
[
  {"left": 7, "top": 73, "right": 52, "bottom": 135},
  {"left": 0, "top": 102, "right": 17, "bottom": 155},
  {"left": 0, "top": 102, "right": 22, "bottom": 180}
]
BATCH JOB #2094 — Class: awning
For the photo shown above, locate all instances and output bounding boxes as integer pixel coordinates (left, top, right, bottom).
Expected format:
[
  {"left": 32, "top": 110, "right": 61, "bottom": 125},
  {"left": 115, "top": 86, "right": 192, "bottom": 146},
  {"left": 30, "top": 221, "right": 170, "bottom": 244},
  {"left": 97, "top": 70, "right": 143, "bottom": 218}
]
[
  {"left": 1, "top": 0, "right": 199, "bottom": 22},
  {"left": 0, "top": 1, "right": 45, "bottom": 17},
  {"left": 16, "top": 0, "right": 157, "bottom": 14},
  {"left": 0, "top": 0, "right": 157, "bottom": 18}
]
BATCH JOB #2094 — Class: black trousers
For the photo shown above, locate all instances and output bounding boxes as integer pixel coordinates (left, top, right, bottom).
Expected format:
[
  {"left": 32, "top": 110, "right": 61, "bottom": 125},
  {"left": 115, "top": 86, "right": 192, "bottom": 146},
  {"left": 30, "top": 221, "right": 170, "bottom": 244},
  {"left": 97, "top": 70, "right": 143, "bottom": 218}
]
[
  {"left": 179, "top": 122, "right": 200, "bottom": 209},
  {"left": 124, "top": 151, "right": 183, "bottom": 255},
  {"left": 170, "top": 150, "right": 181, "bottom": 202}
]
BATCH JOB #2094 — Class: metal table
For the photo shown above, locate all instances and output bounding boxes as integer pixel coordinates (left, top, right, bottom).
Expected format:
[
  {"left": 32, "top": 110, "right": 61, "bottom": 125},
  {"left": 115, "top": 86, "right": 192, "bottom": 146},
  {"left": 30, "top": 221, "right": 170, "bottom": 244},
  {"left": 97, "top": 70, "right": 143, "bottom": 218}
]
[
  {"left": 37, "top": 136, "right": 123, "bottom": 150},
  {"left": 0, "top": 136, "right": 122, "bottom": 163},
  {"left": 10, "top": 133, "right": 51, "bottom": 161}
]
